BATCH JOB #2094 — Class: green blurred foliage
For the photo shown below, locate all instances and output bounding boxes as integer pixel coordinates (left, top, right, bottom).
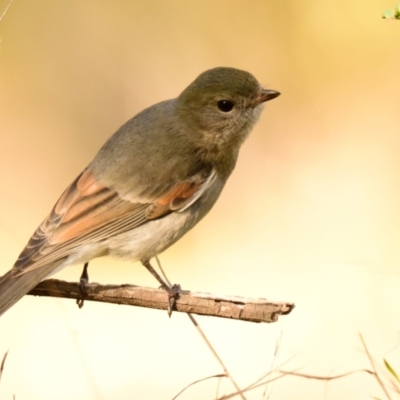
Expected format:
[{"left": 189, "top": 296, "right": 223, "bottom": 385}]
[{"left": 382, "top": 2, "right": 400, "bottom": 19}]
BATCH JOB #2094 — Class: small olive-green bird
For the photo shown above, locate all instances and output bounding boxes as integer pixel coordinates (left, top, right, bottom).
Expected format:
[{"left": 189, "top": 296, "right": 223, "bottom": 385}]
[{"left": 0, "top": 67, "right": 280, "bottom": 316}]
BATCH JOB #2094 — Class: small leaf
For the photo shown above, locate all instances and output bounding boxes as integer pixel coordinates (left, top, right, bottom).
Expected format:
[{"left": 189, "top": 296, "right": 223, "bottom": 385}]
[
  {"left": 382, "top": 8, "right": 395, "bottom": 19},
  {"left": 395, "top": 3, "right": 400, "bottom": 17},
  {"left": 384, "top": 358, "right": 400, "bottom": 383}
]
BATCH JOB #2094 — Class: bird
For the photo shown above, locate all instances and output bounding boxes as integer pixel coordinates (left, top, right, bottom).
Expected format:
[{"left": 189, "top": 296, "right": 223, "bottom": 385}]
[{"left": 0, "top": 67, "right": 280, "bottom": 317}]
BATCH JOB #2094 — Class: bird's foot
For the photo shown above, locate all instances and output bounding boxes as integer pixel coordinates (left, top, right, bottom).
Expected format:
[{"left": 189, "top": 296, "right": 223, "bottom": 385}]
[
  {"left": 160, "top": 283, "right": 181, "bottom": 317},
  {"left": 142, "top": 259, "right": 181, "bottom": 317},
  {"left": 76, "top": 262, "right": 89, "bottom": 309}
]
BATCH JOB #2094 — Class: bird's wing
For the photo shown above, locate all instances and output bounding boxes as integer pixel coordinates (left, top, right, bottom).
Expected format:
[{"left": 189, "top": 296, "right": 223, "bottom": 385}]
[{"left": 13, "top": 168, "right": 217, "bottom": 275}]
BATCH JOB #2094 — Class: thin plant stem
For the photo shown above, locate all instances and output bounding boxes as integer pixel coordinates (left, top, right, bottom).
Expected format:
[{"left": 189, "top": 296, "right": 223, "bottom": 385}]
[
  {"left": 154, "top": 256, "right": 247, "bottom": 400},
  {"left": 359, "top": 333, "right": 392, "bottom": 400},
  {"left": 187, "top": 313, "right": 246, "bottom": 400},
  {"left": 0, "top": 0, "right": 15, "bottom": 24}
]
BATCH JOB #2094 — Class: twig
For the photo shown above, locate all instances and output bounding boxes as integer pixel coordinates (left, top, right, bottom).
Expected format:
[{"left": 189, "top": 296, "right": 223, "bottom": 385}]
[
  {"left": 359, "top": 333, "right": 393, "bottom": 400},
  {"left": 28, "top": 279, "right": 294, "bottom": 323}
]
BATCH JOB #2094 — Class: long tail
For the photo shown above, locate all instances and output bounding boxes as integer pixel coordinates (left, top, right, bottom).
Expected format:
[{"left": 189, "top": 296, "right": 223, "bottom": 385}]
[{"left": 0, "top": 262, "right": 63, "bottom": 317}]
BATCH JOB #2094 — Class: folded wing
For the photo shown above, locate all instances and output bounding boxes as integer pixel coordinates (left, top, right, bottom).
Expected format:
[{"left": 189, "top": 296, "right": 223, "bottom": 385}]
[{"left": 13, "top": 168, "right": 216, "bottom": 275}]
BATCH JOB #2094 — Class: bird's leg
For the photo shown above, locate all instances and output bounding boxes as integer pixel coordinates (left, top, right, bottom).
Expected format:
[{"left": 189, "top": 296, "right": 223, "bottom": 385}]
[
  {"left": 76, "top": 262, "right": 89, "bottom": 309},
  {"left": 141, "top": 259, "right": 181, "bottom": 317}
]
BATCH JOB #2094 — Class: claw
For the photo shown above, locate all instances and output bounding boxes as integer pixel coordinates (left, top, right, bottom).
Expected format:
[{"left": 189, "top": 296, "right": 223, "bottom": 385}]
[
  {"left": 142, "top": 260, "right": 181, "bottom": 317},
  {"left": 166, "top": 284, "right": 181, "bottom": 317},
  {"left": 76, "top": 262, "right": 89, "bottom": 309}
]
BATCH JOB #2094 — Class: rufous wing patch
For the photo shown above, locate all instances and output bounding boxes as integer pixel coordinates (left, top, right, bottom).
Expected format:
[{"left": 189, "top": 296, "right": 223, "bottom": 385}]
[{"left": 13, "top": 168, "right": 215, "bottom": 274}]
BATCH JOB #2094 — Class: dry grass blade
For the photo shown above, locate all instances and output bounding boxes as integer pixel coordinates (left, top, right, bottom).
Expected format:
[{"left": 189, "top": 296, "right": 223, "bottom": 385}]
[
  {"left": 220, "top": 366, "right": 376, "bottom": 399},
  {"left": 155, "top": 257, "right": 247, "bottom": 400},
  {"left": 359, "top": 333, "right": 393, "bottom": 400},
  {"left": 381, "top": 332, "right": 400, "bottom": 356},
  {"left": 0, "top": 0, "right": 14, "bottom": 24},
  {"left": 218, "top": 372, "right": 287, "bottom": 400},
  {"left": 155, "top": 256, "right": 172, "bottom": 287},
  {"left": 263, "top": 325, "right": 284, "bottom": 399},
  {"left": 249, "top": 355, "right": 297, "bottom": 391},
  {"left": 172, "top": 373, "right": 227, "bottom": 400},
  {"left": 0, "top": 351, "right": 9, "bottom": 382},
  {"left": 187, "top": 313, "right": 247, "bottom": 400},
  {"left": 218, "top": 359, "right": 300, "bottom": 400},
  {"left": 278, "top": 368, "right": 375, "bottom": 380}
]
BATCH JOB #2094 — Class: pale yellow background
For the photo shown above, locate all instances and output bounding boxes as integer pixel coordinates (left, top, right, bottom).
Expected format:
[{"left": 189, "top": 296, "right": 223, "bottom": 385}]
[{"left": 0, "top": 1, "right": 399, "bottom": 399}]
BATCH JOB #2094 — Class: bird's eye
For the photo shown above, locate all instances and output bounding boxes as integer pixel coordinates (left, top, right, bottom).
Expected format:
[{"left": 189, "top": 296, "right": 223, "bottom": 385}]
[{"left": 217, "top": 100, "right": 234, "bottom": 112}]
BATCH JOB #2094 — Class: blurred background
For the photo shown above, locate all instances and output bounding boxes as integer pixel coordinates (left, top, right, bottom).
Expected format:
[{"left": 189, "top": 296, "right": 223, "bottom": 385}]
[{"left": 0, "top": 1, "right": 400, "bottom": 399}]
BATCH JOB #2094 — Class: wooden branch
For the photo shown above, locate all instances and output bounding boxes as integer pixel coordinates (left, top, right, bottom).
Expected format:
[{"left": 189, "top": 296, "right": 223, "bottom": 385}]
[{"left": 28, "top": 279, "right": 294, "bottom": 323}]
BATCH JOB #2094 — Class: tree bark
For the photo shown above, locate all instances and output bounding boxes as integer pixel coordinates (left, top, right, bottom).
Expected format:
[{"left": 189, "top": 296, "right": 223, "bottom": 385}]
[{"left": 28, "top": 279, "right": 294, "bottom": 323}]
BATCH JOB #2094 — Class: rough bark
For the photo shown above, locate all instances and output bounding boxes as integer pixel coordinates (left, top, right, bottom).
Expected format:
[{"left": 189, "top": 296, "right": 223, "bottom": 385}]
[{"left": 28, "top": 279, "right": 294, "bottom": 323}]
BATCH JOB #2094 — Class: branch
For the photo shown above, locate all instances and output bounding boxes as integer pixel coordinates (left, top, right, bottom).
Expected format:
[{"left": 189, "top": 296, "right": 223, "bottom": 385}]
[{"left": 28, "top": 279, "right": 294, "bottom": 323}]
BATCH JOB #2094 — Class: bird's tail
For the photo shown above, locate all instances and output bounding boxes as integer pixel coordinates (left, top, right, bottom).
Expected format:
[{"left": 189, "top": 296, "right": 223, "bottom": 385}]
[{"left": 0, "top": 262, "right": 62, "bottom": 317}]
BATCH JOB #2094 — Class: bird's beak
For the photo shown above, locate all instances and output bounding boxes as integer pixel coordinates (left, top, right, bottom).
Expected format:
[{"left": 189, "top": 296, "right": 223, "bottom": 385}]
[{"left": 254, "top": 89, "right": 281, "bottom": 105}]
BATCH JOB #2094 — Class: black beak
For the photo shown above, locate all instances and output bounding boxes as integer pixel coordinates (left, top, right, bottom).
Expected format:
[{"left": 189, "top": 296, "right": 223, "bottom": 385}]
[{"left": 256, "top": 89, "right": 281, "bottom": 105}]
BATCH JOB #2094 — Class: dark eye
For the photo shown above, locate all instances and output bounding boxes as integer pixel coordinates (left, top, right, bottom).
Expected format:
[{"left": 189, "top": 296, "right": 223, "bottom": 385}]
[{"left": 217, "top": 100, "right": 234, "bottom": 112}]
